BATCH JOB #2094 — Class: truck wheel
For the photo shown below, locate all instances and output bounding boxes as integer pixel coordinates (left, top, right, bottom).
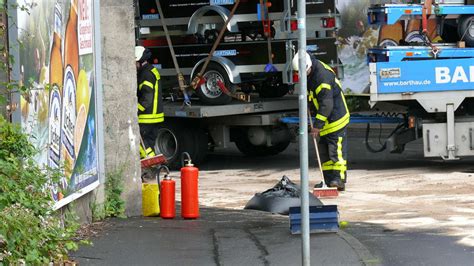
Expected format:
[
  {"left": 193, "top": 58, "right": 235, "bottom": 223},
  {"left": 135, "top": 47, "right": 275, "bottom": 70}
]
[
  {"left": 458, "top": 15, "right": 474, "bottom": 47},
  {"left": 194, "top": 62, "right": 234, "bottom": 105},
  {"left": 192, "top": 127, "right": 209, "bottom": 164},
  {"left": 154, "top": 123, "right": 208, "bottom": 169},
  {"left": 233, "top": 128, "right": 290, "bottom": 157},
  {"left": 154, "top": 124, "right": 182, "bottom": 169},
  {"left": 180, "top": 126, "right": 209, "bottom": 166}
]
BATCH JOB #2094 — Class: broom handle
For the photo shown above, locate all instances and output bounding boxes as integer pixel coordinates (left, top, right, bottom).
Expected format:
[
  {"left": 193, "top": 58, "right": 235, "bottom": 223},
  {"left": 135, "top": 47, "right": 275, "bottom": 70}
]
[
  {"left": 308, "top": 110, "right": 325, "bottom": 180},
  {"left": 140, "top": 135, "right": 149, "bottom": 159}
]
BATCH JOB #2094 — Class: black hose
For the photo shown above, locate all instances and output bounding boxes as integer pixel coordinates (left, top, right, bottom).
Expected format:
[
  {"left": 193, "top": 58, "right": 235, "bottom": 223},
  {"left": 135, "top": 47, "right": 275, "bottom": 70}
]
[{"left": 365, "top": 123, "right": 405, "bottom": 153}]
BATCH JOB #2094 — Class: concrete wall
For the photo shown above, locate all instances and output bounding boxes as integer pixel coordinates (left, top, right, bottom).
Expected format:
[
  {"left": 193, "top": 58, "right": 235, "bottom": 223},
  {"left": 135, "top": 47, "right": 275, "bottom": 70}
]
[{"left": 99, "top": 0, "right": 142, "bottom": 217}]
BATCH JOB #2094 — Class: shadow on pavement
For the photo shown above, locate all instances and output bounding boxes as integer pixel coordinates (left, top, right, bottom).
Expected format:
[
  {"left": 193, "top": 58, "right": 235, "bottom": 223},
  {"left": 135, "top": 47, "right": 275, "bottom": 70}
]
[{"left": 71, "top": 206, "right": 368, "bottom": 266}]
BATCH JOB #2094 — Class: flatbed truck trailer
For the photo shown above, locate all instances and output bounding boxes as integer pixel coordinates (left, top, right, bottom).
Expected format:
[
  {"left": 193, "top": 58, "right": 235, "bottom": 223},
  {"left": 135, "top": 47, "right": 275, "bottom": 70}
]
[
  {"left": 158, "top": 95, "right": 298, "bottom": 167},
  {"left": 134, "top": 0, "right": 343, "bottom": 166}
]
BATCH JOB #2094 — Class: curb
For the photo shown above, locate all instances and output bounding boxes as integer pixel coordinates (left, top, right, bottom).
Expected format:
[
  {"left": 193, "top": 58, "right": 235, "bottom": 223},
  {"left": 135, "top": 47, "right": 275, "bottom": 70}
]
[{"left": 338, "top": 230, "right": 382, "bottom": 266}]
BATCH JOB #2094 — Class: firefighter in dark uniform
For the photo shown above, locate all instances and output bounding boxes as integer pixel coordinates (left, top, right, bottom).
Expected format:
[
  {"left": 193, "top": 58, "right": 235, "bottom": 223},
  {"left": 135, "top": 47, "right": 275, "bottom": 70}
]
[
  {"left": 292, "top": 52, "right": 350, "bottom": 191},
  {"left": 135, "top": 46, "right": 164, "bottom": 159}
]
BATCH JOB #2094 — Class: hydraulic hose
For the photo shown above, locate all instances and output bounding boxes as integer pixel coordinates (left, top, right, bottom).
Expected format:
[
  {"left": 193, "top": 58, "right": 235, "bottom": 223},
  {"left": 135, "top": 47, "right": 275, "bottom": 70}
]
[{"left": 365, "top": 122, "right": 405, "bottom": 153}]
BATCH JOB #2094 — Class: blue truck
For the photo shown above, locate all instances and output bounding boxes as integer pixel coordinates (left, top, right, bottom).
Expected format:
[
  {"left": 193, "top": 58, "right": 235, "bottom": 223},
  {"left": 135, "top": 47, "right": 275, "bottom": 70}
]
[{"left": 367, "top": 1, "right": 474, "bottom": 159}]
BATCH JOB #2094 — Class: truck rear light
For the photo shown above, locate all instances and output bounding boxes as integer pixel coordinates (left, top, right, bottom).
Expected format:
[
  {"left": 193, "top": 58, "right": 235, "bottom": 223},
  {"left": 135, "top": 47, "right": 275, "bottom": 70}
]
[
  {"left": 141, "top": 39, "right": 168, "bottom": 46},
  {"left": 322, "top": 17, "right": 336, "bottom": 28},
  {"left": 293, "top": 72, "right": 299, "bottom": 83},
  {"left": 153, "top": 58, "right": 159, "bottom": 64},
  {"left": 150, "top": 8, "right": 156, "bottom": 14},
  {"left": 408, "top": 116, "right": 415, "bottom": 128},
  {"left": 290, "top": 20, "right": 298, "bottom": 31}
]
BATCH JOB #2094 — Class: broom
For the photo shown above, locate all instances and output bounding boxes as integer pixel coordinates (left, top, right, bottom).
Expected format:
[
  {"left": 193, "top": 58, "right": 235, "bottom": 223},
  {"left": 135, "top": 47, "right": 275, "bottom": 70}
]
[
  {"left": 140, "top": 136, "right": 167, "bottom": 169},
  {"left": 308, "top": 111, "right": 338, "bottom": 198}
]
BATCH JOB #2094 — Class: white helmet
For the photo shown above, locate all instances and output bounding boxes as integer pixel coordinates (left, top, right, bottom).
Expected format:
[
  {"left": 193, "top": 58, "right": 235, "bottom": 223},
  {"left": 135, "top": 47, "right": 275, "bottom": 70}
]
[
  {"left": 292, "top": 51, "right": 312, "bottom": 72},
  {"left": 135, "top": 46, "right": 146, "bottom": 62}
]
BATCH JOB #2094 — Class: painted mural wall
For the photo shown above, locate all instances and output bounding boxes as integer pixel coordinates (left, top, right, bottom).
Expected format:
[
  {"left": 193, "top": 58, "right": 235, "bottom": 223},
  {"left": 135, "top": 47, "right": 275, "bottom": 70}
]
[{"left": 17, "top": 0, "right": 98, "bottom": 209}]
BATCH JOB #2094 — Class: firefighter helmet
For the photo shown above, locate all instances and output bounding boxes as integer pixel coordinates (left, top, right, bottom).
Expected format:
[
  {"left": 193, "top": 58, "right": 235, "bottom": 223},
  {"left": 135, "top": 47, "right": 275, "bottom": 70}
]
[
  {"left": 135, "top": 46, "right": 152, "bottom": 63},
  {"left": 292, "top": 51, "right": 312, "bottom": 72}
]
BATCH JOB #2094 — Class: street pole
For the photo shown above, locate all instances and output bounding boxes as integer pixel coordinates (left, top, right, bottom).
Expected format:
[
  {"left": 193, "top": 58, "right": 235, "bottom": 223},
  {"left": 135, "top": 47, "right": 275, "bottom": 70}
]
[{"left": 297, "top": 0, "right": 310, "bottom": 265}]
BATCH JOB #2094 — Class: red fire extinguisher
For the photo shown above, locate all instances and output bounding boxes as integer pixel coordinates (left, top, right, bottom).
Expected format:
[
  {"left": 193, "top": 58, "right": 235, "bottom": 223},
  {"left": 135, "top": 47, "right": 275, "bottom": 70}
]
[
  {"left": 181, "top": 152, "right": 199, "bottom": 219},
  {"left": 158, "top": 165, "right": 175, "bottom": 219}
]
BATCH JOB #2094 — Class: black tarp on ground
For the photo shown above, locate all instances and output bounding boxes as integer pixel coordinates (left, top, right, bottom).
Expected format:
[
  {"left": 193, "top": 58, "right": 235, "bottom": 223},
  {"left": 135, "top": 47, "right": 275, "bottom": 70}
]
[{"left": 244, "top": 176, "right": 322, "bottom": 215}]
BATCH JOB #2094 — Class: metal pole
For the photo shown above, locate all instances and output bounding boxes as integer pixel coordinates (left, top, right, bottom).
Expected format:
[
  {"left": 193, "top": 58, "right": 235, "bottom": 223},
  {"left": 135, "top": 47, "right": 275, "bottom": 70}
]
[
  {"left": 94, "top": 0, "right": 106, "bottom": 186},
  {"left": 297, "top": 0, "right": 310, "bottom": 265}
]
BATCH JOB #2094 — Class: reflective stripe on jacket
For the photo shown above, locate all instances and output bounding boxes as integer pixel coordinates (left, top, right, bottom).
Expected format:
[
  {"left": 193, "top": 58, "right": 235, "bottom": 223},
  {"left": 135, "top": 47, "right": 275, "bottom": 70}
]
[
  {"left": 307, "top": 58, "right": 349, "bottom": 136},
  {"left": 137, "top": 64, "right": 164, "bottom": 124}
]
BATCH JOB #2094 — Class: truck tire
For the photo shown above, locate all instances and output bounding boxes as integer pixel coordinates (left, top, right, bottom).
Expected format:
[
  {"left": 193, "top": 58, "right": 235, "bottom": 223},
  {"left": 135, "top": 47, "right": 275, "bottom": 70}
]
[
  {"left": 458, "top": 15, "right": 474, "bottom": 47},
  {"left": 194, "top": 62, "right": 234, "bottom": 105},
  {"left": 192, "top": 127, "right": 209, "bottom": 164},
  {"left": 233, "top": 128, "right": 290, "bottom": 157},
  {"left": 154, "top": 123, "right": 182, "bottom": 169},
  {"left": 154, "top": 122, "right": 208, "bottom": 169}
]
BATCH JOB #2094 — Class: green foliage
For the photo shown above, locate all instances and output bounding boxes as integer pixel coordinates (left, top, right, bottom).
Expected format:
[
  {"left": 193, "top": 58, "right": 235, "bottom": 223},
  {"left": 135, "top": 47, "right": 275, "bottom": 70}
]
[
  {"left": 89, "top": 169, "right": 126, "bottom": 221},
  {"left": 0, "top": 116, "right": 34, "bottom": 160},
  {"left": 0, "top": 117, "right": 83, "bottom": 264},
  {"left": 104, "top": 169, "right": 126, "bottom": 218},
  {"left": 344, "top": 89, "right": 370, "bottom": 112},
  {"left": 90, "top": 201, "right": 106, "bottom": 222}
]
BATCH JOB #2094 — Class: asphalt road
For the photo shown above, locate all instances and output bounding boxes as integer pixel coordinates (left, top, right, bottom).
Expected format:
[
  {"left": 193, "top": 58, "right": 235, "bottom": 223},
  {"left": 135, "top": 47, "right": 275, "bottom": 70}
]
[{"left": 194, "top": 127, "right": 474, "bottom": 266}]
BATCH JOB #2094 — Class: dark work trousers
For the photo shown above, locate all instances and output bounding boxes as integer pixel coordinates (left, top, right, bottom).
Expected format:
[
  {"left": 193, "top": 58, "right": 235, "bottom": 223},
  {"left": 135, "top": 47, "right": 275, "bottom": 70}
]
[
  {"left": 139, "top": 123, "right": 159, "bottom": 159},
  {"left": 318, "top": 128, "right": 348, "bottom": 184}
]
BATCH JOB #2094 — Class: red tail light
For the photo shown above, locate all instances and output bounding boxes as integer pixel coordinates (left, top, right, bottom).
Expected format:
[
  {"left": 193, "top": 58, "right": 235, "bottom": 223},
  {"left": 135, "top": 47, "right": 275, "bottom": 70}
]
[
  {"left": 290, "top": 20, "right": 298, "bottom": 31},
  {"left": 141, "top": 39, "right": 168, "bottom": 46},
  {"left": 322, "top": 17, "right": 336, "bottom": 28},
  {"left": 150, "top": 8, "right": 156, "bottom": 14},
  {"left": 408, "top": 116, "right": 416, "bottom": 128},
  {"left": 293, "top": 72, "right": 299, "bottom": 83}
]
